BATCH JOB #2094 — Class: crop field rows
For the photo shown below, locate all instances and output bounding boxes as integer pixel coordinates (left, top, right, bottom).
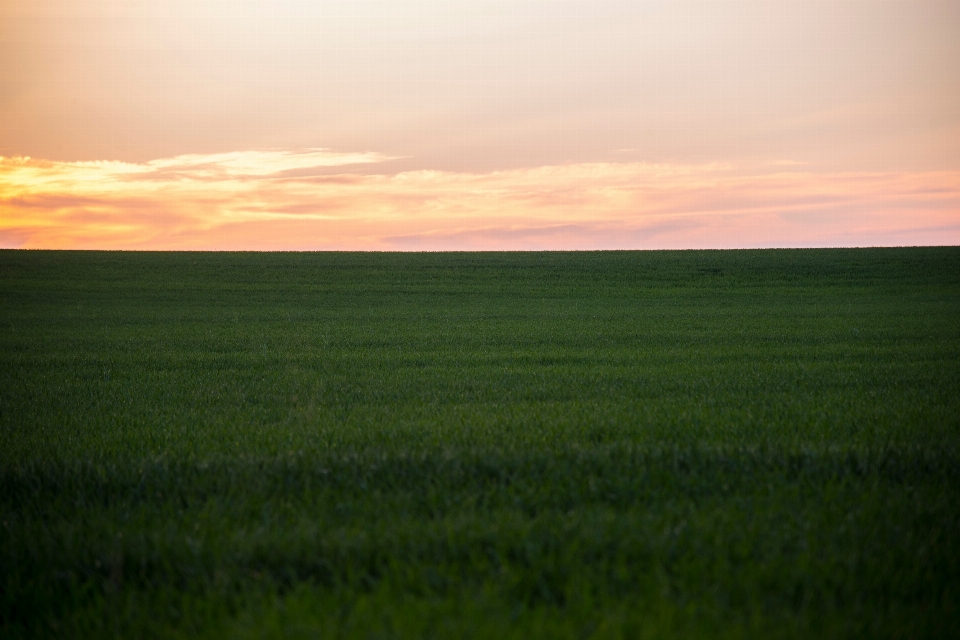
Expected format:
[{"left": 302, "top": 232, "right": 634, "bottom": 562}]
[{"left": 1, "top": 248, "right": 959, "bottom": 638}]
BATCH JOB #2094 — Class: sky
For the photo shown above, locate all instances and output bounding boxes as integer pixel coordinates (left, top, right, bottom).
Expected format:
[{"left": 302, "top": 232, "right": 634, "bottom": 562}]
[{"left": 1, "top": 0, "right": 959, "bottom": 250}]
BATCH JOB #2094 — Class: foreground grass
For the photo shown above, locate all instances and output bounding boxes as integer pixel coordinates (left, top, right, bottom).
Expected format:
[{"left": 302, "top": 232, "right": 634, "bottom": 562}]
[{"left": 1, "top": 248, "right": 958, "bottom": 638}]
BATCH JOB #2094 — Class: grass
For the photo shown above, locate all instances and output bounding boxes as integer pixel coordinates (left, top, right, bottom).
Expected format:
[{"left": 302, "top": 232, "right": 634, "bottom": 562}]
[{"left": 1, "top": 248, "right": 959, "bottom": 638}]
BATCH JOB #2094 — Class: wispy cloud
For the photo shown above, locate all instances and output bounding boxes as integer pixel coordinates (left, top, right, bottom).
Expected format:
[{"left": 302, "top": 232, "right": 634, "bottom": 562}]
[{"left": 1, "top": 150, "right": 958, "bottom": 250}]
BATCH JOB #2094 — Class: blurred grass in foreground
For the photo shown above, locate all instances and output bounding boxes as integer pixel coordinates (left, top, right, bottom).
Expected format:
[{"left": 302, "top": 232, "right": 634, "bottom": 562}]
[{"left": 1, "top": 248, "right": 959, "bottom": 638}]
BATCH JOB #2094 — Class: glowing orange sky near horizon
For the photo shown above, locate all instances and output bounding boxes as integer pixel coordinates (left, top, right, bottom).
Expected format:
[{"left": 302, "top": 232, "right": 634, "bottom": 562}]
[
  {"left": 2, "top": 1, "right": 959, "bottom": 250},
  {"left": 3, "top": 151, "right": 958, "bottom": 250}
]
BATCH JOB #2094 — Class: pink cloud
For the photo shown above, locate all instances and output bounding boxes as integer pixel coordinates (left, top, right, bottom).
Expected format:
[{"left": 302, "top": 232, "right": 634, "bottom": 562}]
[{"left": 1, "top": 152, "right": 958, "bottom": 250}]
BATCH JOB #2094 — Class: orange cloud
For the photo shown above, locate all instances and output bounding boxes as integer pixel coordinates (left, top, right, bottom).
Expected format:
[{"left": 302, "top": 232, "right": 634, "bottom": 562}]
[{"left": 1, "top": 150, "right": 958, "bottom": 250}]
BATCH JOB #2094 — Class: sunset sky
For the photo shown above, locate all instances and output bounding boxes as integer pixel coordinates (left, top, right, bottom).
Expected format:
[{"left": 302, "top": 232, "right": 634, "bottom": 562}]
[{"left": 2, "top": 0, "right": 959, "bottom": 250}]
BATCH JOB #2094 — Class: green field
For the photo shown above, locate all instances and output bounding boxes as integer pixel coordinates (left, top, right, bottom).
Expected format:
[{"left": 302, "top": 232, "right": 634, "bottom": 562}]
[{"left": 2, "top": 248, "right": 959, "bottom": 638}]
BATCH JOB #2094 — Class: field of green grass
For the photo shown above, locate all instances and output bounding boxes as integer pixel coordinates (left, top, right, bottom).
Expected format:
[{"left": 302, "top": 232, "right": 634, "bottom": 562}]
[{"left": 1, "top": 248, "right": 959, "bottom": 638}]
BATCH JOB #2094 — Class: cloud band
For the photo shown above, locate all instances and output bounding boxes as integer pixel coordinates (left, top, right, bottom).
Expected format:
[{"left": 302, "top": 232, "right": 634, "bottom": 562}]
[{"left": 2, "top": 150, "right": 958, "bottom": 250}]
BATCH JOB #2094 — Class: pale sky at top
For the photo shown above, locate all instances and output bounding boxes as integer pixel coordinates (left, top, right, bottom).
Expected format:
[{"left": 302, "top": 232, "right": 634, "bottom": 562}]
[{"left": 1, "top": 1, "right": 959, "bottom": 249}]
